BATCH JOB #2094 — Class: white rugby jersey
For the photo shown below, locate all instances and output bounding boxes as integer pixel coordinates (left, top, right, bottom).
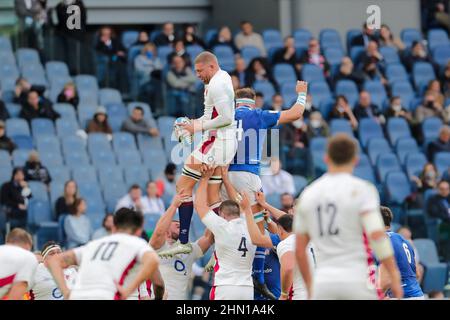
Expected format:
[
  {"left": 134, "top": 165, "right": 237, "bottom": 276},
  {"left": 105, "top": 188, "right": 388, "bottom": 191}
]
[
  {"left": 277, "top": 234, "right": 315, "bottom": 300},
  {"left": 202, "top": 69, "right": 236, "bottom": 137},
  {"left": 70, "top": 233, "right": 155, "bottom": 300},
  {"left": 202, "top": 211, "right": 256, "bottom": 287},
  {"left": 0, "top": 244, "right": 38, "bottom": 299},
  {"left": 156, "top": 240, "right": 203, "bottom": 300},
  {"left": 29, "top": 263, "right": 77, "bottom": 300},
  {"left": 294, "top": 172, "right": 382, "bottom": 284}
]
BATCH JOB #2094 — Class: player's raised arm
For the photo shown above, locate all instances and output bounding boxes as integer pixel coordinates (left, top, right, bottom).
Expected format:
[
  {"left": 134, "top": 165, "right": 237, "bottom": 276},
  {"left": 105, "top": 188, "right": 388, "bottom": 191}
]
[
  {"left": 193, "top": 165, "right": 215, "bottom": 219},
  {"left": 150, "top": 191, "right": 190, "bottom": 250},
  {"left": 278, "top": 81, "right": 308, "bottom": 124},
  {"left": 197, "top": 228, "right": 215, "bottom": 254},
  {"left": 255, "top": 191, "right": 287, "bottom": 220},
  {"left": 47, "top": 250, "right": 78, "bottom": 300},
  {"left": 242, "top": 192, "right": 273, "bottom": 248}
]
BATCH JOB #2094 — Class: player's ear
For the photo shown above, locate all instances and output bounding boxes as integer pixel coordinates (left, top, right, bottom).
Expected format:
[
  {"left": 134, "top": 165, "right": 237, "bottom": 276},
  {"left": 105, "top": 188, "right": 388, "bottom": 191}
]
[
  {"left": 323, "top": 153, "right": 330, "bottom": 166},
  {"left": 352, "top": 154, "right": 360, "bottom": 167}
]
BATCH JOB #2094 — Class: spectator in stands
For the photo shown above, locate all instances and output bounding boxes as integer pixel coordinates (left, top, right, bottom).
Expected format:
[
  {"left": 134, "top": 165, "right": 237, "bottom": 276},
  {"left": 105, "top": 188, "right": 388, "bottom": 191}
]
[
  {"left": 426, "top": 80, "right": 445, "bottom": 107},
  {"left": 261, "top": 157, "right": 295, "bottom": 196},
  {"left": 154, "top": 22, "right": 176, "bottom": 47},
  {"left": 273, "top": 36, "right": 298, "bottom": 69},
  {"left": 427, "top": 125, "right": 450, "bottom": 161},
  {"left": 411, "top": 163, "right": 440, "bottom": 193},
  {"left": 166, "top": 55, "right": 197, "bottom": 117},
  {"left": 121, "top": 106, "right": 159, "bottom": 137},
  {"left": 234, "top": 21, "right": 266, "bottom": 56},
  {"left": 0, "top": 98, "right": 9, "bottom": 121},
  {"left": 360, "top": 41, "right": 385, "bottom": 70},
  {"left": 0, "top": 167, "right": 32, "bottom": 229},
  {"left": 280, "top": 118, "right": 310, "bottom": 175},
  {"left": 427, "top": 180, "right": 450, "bottom": 259},
  {"left": 181, "top": 24, "right": 205, "bottom": 48},
  {"left": 92, "top": 213, "right": 114, "bottom": 240},
  {"left": 332, "top": 56, "right": 364, "bottom": 89},
  {"left": 329, "top": 95, "right": 359, "bottom": 129},
  {"left": 86, "top": 106, "right": 113, "bottom": 138},
  {"left": 55, "top": 180, "right": 78, "bottom": 219},
  {"left": 415, "top": 92, "right": 447, "bottom": 123},
  {"left": 13, "top": 78, "right": 32, "bottom": 105},
  {"left": 245, "top": 57, "right": 278, "bottom": 90},
  {"left": 255, "top": 92, "right": 265, "bottom": 109},
  {"left": 0, "top": 120, "right": 16, "bottom": 153},
  {"left": 350, "top": 22, "right": 379, "bottom": 47},
  {"left": 210, "top": 25, "right": 239, "bottom": 54},
  {"left": 64, "top": 198, "right": 92, "bottom": 249},
  {"left": 384, "top": 96, "right": 413, "bottom": 123},
  {"left": 230, "top": 57, "right": 246, "bottom": 88},
  {"left": 402, "top": 41, "right": 435, "bottom": 73},
  {"left": 133, "top": 30, "right": 150, "bottom": 46},
  {"left": 231, "top": 74, "right": 241, "bottom": 91},
  {"left": 19, "top": 89, "right": 60, "bottom": 122},
  {"left": 441, "top": 60, "right": 450, "bottom": 98},
  {"left": 361, "top": 59, "right": 387, "bottom": 85},
  {"left": 280, "top": 192, "right": 294, "bottom": 214},
  {"left": 134, "top": 43, "right": 162, "bottom": 87},
  {"left": 115, "top": 184, "right": 149, "bottom": 214},
  {"left": 378, "top": 24, "right": 405, "bottom": 51},
  {"left": 353, "top": 91, "right": 385, "bottom": 123},
  {"left": 142, "top": 181, "right": 165, "bottom": 216},
  {"left": 23, "top": 151, "right": 51, "bottom": 186},
  {"left": 269, "top": 94, "right": 284, "bottom": 112},
  {"left": 95, "top": 26, "right": 128, "bottom": 92},
  {"left": 156, "top": 162, "right": 177, "bottom": 197},
  {"left": 167, "top": 39, "right": 191, "bottom": 66},
  {"left": 430, "top": 1, "right": 450, "bottom": 33},
  {"left": 14, "top": 0, "right": 47, "bottom": 50},
  {"left": 56, "top": 82, "right": 79, "bottom": 108},
  {"left": 306, "top": 111, "right": 329, "bottom": 139},
  {"left": 298, "top": 38, "right": 329, "bottom": 75}
]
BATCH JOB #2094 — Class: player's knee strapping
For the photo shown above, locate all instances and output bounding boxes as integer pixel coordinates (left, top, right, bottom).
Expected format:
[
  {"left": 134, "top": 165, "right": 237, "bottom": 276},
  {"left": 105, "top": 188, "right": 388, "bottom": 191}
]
[
  {"left": 182, "top": 166, "right": 202, "bottom": 181},
  {"left": 208, "top": 175, "right": 222, "bottom": 184}
]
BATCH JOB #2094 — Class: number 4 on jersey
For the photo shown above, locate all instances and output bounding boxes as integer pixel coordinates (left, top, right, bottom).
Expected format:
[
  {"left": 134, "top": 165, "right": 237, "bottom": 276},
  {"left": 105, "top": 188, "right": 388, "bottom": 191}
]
[{"left": 238, "top": 237, "right": 248, "bottom": 257}]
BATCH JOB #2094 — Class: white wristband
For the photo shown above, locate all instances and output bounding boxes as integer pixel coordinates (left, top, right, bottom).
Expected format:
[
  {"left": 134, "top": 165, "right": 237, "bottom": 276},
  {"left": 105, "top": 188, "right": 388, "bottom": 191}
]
[{"left": 296, "top": 92, "right": 307, "bottom": 105}]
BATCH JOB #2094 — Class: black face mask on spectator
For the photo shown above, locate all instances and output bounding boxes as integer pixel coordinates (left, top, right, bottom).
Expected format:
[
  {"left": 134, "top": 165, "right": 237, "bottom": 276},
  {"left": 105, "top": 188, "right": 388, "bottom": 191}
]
[{"left": 426, "top": 101, "right": 434, "bottom": 109}]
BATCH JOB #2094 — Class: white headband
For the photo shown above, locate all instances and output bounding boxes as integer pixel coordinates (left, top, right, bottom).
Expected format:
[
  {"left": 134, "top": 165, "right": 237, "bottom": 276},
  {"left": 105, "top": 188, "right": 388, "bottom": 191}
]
[
  {"left": 236, "top": 98, "right": 255, "bottom": 105},
  {"left": 42, "top": 244, "right": 62, "bottom": 260}
]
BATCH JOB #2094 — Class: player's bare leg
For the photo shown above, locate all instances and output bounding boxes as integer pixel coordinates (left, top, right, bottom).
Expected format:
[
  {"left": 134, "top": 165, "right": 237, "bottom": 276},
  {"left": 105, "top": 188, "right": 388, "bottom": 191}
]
[{"left": 207, "top": 167, "right": 222, "bottom": 212}]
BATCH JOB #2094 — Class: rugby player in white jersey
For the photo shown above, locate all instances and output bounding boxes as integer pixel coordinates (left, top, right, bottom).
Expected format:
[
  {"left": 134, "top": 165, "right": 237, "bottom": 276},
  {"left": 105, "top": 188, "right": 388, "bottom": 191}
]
[
  {"left": 29, "top": 241, "right": 77, "bottom": 300},
  {"left": 294, "top": 134, "right": 403, "bottom": 299},
  {"left": 150, "top": 192, "right": 214, "bottom": 300},
  {"left": 161, "top": 51, "right": 237, "bottom": 257},
  {"left": 194, "top": 165, "right": 256, "bottom": 300},
  {"left": 47, "top": 208, "right": 162, "bottom": 300},
  {"left": 0, "top": 228, "right": 38, "bottom": 300}
]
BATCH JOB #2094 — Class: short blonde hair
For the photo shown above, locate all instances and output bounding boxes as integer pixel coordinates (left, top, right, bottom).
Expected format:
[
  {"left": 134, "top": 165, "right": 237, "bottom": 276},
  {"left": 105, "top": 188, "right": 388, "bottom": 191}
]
[
  {"left": 194, "top": 51, "right": 218, "bottom": 65},
  {"left": 6, "top": 228, "right": 33, "bottom": 247}
]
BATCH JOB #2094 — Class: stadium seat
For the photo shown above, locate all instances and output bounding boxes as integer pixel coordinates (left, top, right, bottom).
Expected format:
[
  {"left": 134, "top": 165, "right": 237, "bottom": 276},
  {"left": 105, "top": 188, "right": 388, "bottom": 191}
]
[
  {"left": 241, "top": 46, "right": 262, "bottom": 65},
  {"left": 137, "top": 134, "right": 164, "bottom": 151},
  {"left": 385, "top": 171, "right": 411, "bottom": 205},
  {"left": 212, "top": 45, "right": 235, "bottom": 72},
  {"left": 280, "top": 82, "right": 297, "bottom": 107},
  {"left": 377, "top": 153, "right": 402, "bottom": 182},
  {"left": 45, "top": 61, "right": 70, "bottom": 78},
  {"left": 253, "top": 81, "right": 276, "bottom": 105},
  {"left": 40, "top": 151, "right": 64, "bottom": 167},
  {"left": 400, "top": 28, "right": 423, "bottom": 48},
  {"left": 143, "top": 150, "right": 168, "bottom": 179},
  {"left": 329, "top": 119, "right": 353, "bottom": 137},
  {"left": 265, "top": 193, "right": 282, "bottom": 210},
  {"left": 422, "top": 117, "right": 443, "bottom": 142},
  {"left": 309, "top": 81, "right": 332, "bottom": 107},
  {"left": 412, "top": 62, "right": 436, "bottom": 91},
  {"left": 385, "top": 63, "right": 409, "bottom": 83},
  {"left": 319, "top": 28, "right": 343, "bottom": 50},
  {"left": 103, "top": 182, "right": 127, "bottom": 212},
  {"left": 77, "top": 182, "right": 103, "bottom": 204},
  {"left": 309, "top": 137, "right": 327, "bottom": 174},
  {"left": 0, "top": 164, "right": 12, "bottom": 185},
  {"left": 292, "top": 175, "right": 307, "bottom": 194},
  {"left": 27, "top": 199, "right": 53, "bottom": 229},
  {"left": 16, "top": 48, "right": 40, "bottom": 68},
  {"left": 353, "top": 157, "right": 376, "bottom": 184},
  {"left": 112, "top": 132, "right": 137, "bottom": 152},
  {"left": 358, "top": 119, "right": 383, "bottom": 148},
  {"left": 434, "top": 152, "right": 450, "bottom": 174},
  {"left": 99, "top": 88, "right": 122, "bottom": 105},
  {"left": 0, "top": 35, "right": 12, "bottom": 51},
  {"left": 157, "top": 45, "right": 173, "bottom": 65},
  {"left": 124, "top": 166, "right": 150, "bottom": 189},
  {"left": 0, "top": 150, "right": 11, "bottom": 167},
  {"left": 379, "top": 46, "right": 400, "bottom": 64},
  {"left": 324, "top": 47, "right": 344, "bottom": 66},
  {"left": 91, "top": 149, "right": 117, "bottom": 166},
  {"left": 31, "top": 118, "right": 55, "bottom": 138},
  {"left": 349, "top": 46, "right": 365, "bottom": 65},
  {"left": 105, "top": 102, "right": 128, "bottom": 121},
  {"left": 263, "top": 29, "right": 283, "bottom": 50},
  {"left": 293, "top": 29, "right": 312, "bottom": 48},
  {"left": 405, "top": 152, "right": 427, "bottom": 178},
  {"left": 128, "top": 101, "right": 153, "bottom": 119},
  {"left": 334, "top": 80, "right": 359, "bottom": 107},
  {"left": 12, "top": 149, "right": 31, "bottom": 167},
  {"left": 273, "top": 63, "right": 297, "bottom": 86},
  {"left": 390, "top": 81, "right": 415, "bottom": 109},
  {"left": 28, "top": 181, "right": 49, "bottom": 202},
  {"left": 78, "top": 104, "right": 98, "bottom": 129},
  {"left": 88, "top": 213, "right": 105, "bottom": 230},
  {"left": 413, "top": 239, "right": 448, "bottom": 293},
  {"left": 144, "top": 214, "right": 160, "bottom": 232},
  {"left": 49, "top": 76, "right": 73, "bottom": 102},
  {"left": 186, "top": 45, "right": 203, "bottom": 61},
  {"left": 98, "top": 165, "right": 124, "bottom": 187},
  {"left": 5, "top": 103, "right": 20, "bottom": 118},
  {"left": 53, "top": 103, "right": 77, "bottom": 121},
  {"left": 386, "top": 117, "right": 411, "bottom": 146},
  {"left": 301, "top": 64, "right": 326, "bottom": 83},
  {"left": 432, "top": 43, "right": 450, "bottom": 66},
  {"left": 367, "top": 137, "right": 392, "bottom": 165},
  {"left": 363, "top": 80, "right": 387, "bottom": 109},
  {"left": 121, "top": 30, "right": 139, "bottom": 49},
  {"left": 11, "top": 135, "right": 33, "bottom": 150},
  {"left": 6, "top": 118, "right": 30, "bottom": 137},
  {"left": 35, "top": 223, "right": 59, "bottom": 249},
  {"left": 395, "top": 137, "right": 420, "bottom": 165},
  {"left": 87, "top": 133, "right": 112, "bottom": 153},
  {"left": 117, "top": 149, "right": 142, "bottom": 166},
  {"left": 65, "top": 150, "right": 90, "bottom": 167},
  {"left": 427, "top": 28, "right": 449, "bottom": 52},
  {"left": 0, "top": 63, "right": 19, "bottom": 80},
  {"left": 157, "top": 116, "right": 176, "bottom": 139},
  {"left": 47, "top": 165, "right": 70, "bottom": 183},
  {"left": 346, "top": 28, "right": 361, "bottom": 50},
  {"left": 61, "top": 135, "right": 86, "bottom": 156},
  {"left": 204, "top": 29, "right": 218, "bottom": 47},
  {"left": 72, "top": 165, "right": 98, "bottom": 184},
  {"left": 318, "top": 97, "right": 335, "bottom": 119}
]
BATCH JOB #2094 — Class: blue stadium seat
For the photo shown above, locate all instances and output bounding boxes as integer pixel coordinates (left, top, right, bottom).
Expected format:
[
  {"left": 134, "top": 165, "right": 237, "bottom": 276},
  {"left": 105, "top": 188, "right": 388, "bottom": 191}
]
[
  {"left": 72, "top": 165, "right": 98, "bottom": 184},
  {"left": 0, "top": 150, "right": 11, "bottom": 167},
  {"left": 309, "top": 137, "right": 327, "bottom": 174},
  {"left": 0, "top": 50, "right": 15, "bottom": 65},
  {"left": 253, "top": 81, "right": 276, "bottom": 105},
  {"left": 412, "top": 62, "right": 436, "bottom": 90},
  {"left": 61, "top": 135, "right": 86, "bottom": 156},
  {"left": 204, "top": 29, "right": 218, "bottom": 47},
  {"left": 0, "top": 164, "right": 12, "bottom": 185},
  {"left": 379, "top": 46, "right": 400, "bottom": 64},
  {"left": 16, "top": 48, "right": 40, "bottom": 68},
  {"left": 6, "top": 118, "right": 30, "bottom": 137},
  {"left": 12, "top": 149, "right": 31, "bottom": 167},
  {"left": 5, "top": 103, "right": 20, "bottom": 118},
  {"left": 324, "top": 47, "right": 344, "bottom": 66},
  {"left": 358, "top": 119, "right": 383, "bottom": 149},
  {"left": 391, "top": 81, "right": 415, "bottom": 109},
  {"left": 434, "top": 152, "right": 450, "bottom": 174},
  {"left": 280, "top": 82, "right": 297, "bottom": 107},
  {"left": 47, "top": 165, "right": 70, "bottom": 183},
  {"left": 27, "top": 199, "right": 53, "bottom": 228},
  {"left": 124, "top": 166, "right": 150, "bottom": 189},
  {"left": 241, "top": 46, "right": 262, "bottom": 65},
  {"left": 77, "top": 182, "right": 103, "bottom": 203},
  {"left": 31, "top": 118, "right": 55, "bottom": 138},
  {"left": 127, "top": 102, "right": 153, "bottom": 119},
  {"left": 335, "top": 80, "right": 359, "bottom": 107},
  {"left": 354, "top": 154, "right": 376, "bottom": 184},
  {"left": 78, "top": 104, "right": 97, "bottom": 129},
  {"left": 35, "top": 223, "right": 59, "bottom": 249},
  {"left": 363, "top": 80, "right": 387, "bottom": 109},
  {"left": 65, "top": 150, "right": 90, "bottom": 167},
  {"left": 186, "top": 45, "right": 203, "bottom": 61},
  {"left": 103, "top": 182, "right": 127, "bottom": 213},
  {"left": 400, "top": 28, "right": 423, "bottom": 48},
  {"left": 88, "top": 213, "right": 105, "bottom": 230},
  {"left": 121, "top": 30, "right": 139, "bottom": 49},
  {"left": 53, "top": 103, "right": 77, "bottom": 121},
  {"left": 112, "top": 132, "right": 137, "bottom": 152},
  {"left": 87, "top": 133, "right": 112, "bottom": 153},
  {"left": 143, "top": 151, "right": 168, "bottom": 179},
  {"left": 413, "top": 239, "right": 448, "bottom": 293},
  {"left": 0, "top": 35, "right": 12, "bottom": 51},
  {"left": 265, "top": 193, "right": 282, "bottom": 210},
  {"left": 91, "top": 149, "right": 117, "bottom": 166},
  {"left": 432, "top": 43, "right": 450, "bottom": 66},
  {"left": 367, "top": 137, "right": 392, "bottom": 165},
  {"left": 377, "top": 153, "right": 402, "bottom": 182},
  {"left": 48, "top": 76, "right": 72, "bottom": 102},
  {"left": 98, "top": 165, "right": 124, "bottom": 187},
  {"left": 263, "top": 29, "right": 283, "bottom": 50},
  {"left": 117, "top": 149, "right": 142, "bottom": 166},
  {"left": 395, "top": 137, "right": 420, "bottom": 165},
  {"left": 212, "top": 45, "right": 235, "bottom": 72},
  {"left": 385, "top": 171, "right": 411, "bottom": 205},
  {"left": 319, "top": 28, "right": 343, "bottom": 50},
  {"left": 273, "top": 63, "right": 297, "bottom": 86},
  {"left": 45, "top": 61, "right": 69, "bottom": 78},
  {"left": 427, "top": 28, "right": 449, "bottom": 51},
  {"left": 137, "top": 134, "right": 164, "bottom": 152},
  {"left": 293, "top": 29, "right": 312, "bottom": 48},
  {"left": 385, "top": 63, "right": 409, "bottom": 83},
  {"left": 0, "top": 63, "right": 19, "bottom": 80},
  {"left": 350, "top": 46, "right": 365, "bottom": 65},
  {"left": 78, "top": 88, "right": 98, "bottom": 105},
  {"left": 318, "top": 97, "right": 335, "bottom": 119},
  {"left": 28, "top": 181, "right": 49, "bottom": 202},
  {"left": 405, "top": 152, "right": 427, "bottom": 178},
  {"left": 11, "top": 135, "right": 33, "bottom": 150},
  {"left": 346, "top": 29, "right": 362, "bottom": 50},
  {"left": 105, "top": 103, "right": 128, "bottom": 122},
  {"left": 386, "top": 117, "right": 411, "bottom": 146},
  {"left": 144, "top": 214, "right": 160, "bottom": 232},
  {"left": 99, "top": 88, "right": 122, "bottom": 105},
  {"left": 40, "top": 151, "right": 64, "bottom": 167},
  {"left": 422, "top": 117, "right": 443, "bottom": 142},
  {"left": 292, "top": 175, "right": 307, "bottom": 194},
  {"left": 157, "top": 116, "right": 176, "bottom": 139},
  {"left": 309, "top": 81, "right": 332, "bottom": 107},
  {"left": 301, "top": 64, "right": 326, "bottom": 83},
  {"left": 157, "top": 46, "right": 173, "bottom": 65}
]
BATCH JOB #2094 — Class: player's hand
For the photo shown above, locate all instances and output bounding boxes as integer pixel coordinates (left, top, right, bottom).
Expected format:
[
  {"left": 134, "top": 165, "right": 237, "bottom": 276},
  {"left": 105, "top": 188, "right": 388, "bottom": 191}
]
[
  {"left": 239, "top": 192, "right": 251, "bottom": 212},
  {"left": 62, "top": 289, "right": 71, "bottom": 301},
  {"left": 255, "top": 191, "right": 267, "bottom": 207},
  {"left": 178, "top": 120, "right": 195, "bottom": 134},
  {"left": 219, "top": 165, "right": 229, "bottom": 181},
  {"left": 279, "top": 294, "right": 289, "bottom": 300},
  {"left": 295, "top": 80, "right": 308, "bottom": 94},
  {"left": 114, "top": 282, "right": 131, "bottom": 300},
  {"left": 172, "top": 190, "right": 190, "bottom": 208},
  {"left": 201, "top": 164, "right": 215, "bottom": 179}
]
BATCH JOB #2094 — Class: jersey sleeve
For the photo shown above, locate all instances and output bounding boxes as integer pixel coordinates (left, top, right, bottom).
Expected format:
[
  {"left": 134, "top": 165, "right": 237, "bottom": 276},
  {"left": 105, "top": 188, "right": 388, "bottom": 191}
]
[
  {"left": 359, "top": 182, "right": 380, "bottom": 214},
  {"left": 72, "top": 245, "right": 85, "bottom": 265},
  {"left": 276, "top": 238, "right": 294, "bottom": 259},
  {"left": 201, "top": 80, "right": 234, "bottom": 131},
  {"left": 15, "top": 253, "right": 38, "bottom": 285},
  {"left": 259, "top": 110, "right": 281, "bottom": 129},
  {"left": 201, "top": 210, "right": 228, "bottom": 240},
  {"left": 192, "top": 241, "right": 204, "bottom": 260},
  {"left": 293, "top": 193, "right": 309, "bottom": 235}
]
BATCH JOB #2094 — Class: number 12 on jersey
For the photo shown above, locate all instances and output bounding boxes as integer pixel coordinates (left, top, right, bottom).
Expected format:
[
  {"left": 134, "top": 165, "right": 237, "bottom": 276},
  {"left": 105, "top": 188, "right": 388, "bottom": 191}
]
[{"left": 317, "top": 203, "right": 339, "bottom": 236}]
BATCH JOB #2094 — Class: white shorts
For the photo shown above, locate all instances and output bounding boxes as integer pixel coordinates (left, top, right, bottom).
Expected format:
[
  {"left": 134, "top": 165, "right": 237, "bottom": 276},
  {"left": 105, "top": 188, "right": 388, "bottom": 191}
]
[
  {"left": 220, "top": 171, "right": 263, "bottom": 205},
  {"left": 210, "top": 285, "right": 254, "bottom": 300},
  {"left": 312, "top": 281, "right": 381, "bottom": 300},
  {"left": 191, "top": 134, "right": 237, "bottom": 166}
]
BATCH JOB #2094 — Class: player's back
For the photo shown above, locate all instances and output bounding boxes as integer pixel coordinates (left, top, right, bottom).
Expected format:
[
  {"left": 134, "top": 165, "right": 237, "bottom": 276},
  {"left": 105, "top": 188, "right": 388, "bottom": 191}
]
[
  {"left": 297, "top": 173, "right": 380, "bottom": 282},
  {"left": 29, "top": 263, "right": 77, "bottom": 300},
  {"left": 70, "top": 233, "right": 152, "bottom": 300},
  {"left": 0, "top": 244, "right": 38, "bottom": 298},
  {"left": 213, "top": 217, "right": 256, "bottom": 287},
  {"left": 387, "top": 232, "right": 423, "bottom": 298}
]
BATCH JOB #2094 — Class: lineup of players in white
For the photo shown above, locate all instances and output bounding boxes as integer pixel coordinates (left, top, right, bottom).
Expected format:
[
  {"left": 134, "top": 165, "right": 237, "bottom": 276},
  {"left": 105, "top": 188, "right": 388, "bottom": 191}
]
[{"left": 0, "top": 51, "right": 423, "bottom": 300}]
